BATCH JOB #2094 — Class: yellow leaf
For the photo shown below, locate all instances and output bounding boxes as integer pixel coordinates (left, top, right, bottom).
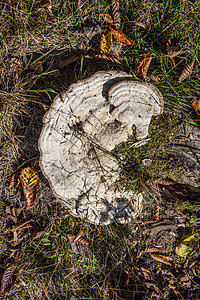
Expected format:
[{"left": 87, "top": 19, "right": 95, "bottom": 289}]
[
  {"left": 19, "top": 167, "right": 39, "bottom": 210},
  {"left": 109, "top": 27, "right": 132, "bottom": 46},
  {"left": 175, "top": 234, "right": 198, "bottom": 257},
  {"left": 99, "top": 31, "right": 112, "bottom": 54}
]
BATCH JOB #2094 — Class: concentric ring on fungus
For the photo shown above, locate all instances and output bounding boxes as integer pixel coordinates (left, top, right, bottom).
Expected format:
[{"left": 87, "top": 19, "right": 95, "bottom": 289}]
[{"left": 39, "top": 71, "right": 163, "bottom": 225}]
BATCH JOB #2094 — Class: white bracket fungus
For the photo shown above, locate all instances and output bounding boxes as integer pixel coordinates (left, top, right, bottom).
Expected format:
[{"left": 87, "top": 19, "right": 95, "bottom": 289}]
[{"left": 39, "top": 71, "right": 163, "bottom": 225}]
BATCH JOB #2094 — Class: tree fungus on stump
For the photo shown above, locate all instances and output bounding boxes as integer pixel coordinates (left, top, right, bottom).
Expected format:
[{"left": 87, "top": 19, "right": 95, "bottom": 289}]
[{"left": 39, "top": 71, "right": 163, "bottom": 225}]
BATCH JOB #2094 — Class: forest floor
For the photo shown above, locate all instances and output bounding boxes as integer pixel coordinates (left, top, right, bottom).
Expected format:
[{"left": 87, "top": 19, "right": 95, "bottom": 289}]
[{"left": 0, "top": 1, "right": 200, "bottom": 299}]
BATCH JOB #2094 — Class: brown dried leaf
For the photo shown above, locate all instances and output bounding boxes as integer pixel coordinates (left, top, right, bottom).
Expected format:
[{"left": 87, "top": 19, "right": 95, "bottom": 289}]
[
  {"left": 30, "top": 61, "right": 43, "bottom": 74},
  {"left": 67, "top": 231, "right": 89, "bottom": 258},
  {"left": 99, "top": 31, "right": 112, "bottom": 54},
  {"left": 67, "top": 233, "right": 90, "bottom": 258},
  {"left": 32, "top": 230, "right": 46, "bottom": 240},
  {"left": 19, "top": 167, "right": 39, "bottom": 210},
  {"left": 150, "top": 253, "right": 174, "bottom": 266},
  {"left": 74, "top": 229, "right": 84, "bottom": 241},
  {"left": 167, "top": 37, "right": 183, "bottom": 58},
  {"left": 140, "top": 267, "right": 151, "bottom": 280},
  {"left": 149, "top": 74, "right": 161, "bottom": 82},
  {"left": 135, "top": 22, "right": 148, "bottom": 30},
  {"left": 100, "top": 13, "right": 113, "bottom": 25},
  {"left": 142, "top": 247, "right": 162, "bottom": 254},
  {"left": 9, "top": 172, "right": 21, "bottom": 190},
  {"left": 192, "top": 99, "right": 200, "bottom": 115},
  {"left": 58, "top": 56, "right": 81, "bottom": 69},
  {"left": 1, "top": 266, "right": 17, "bottom": 294},
  {"left": 145, "top": 282, "right": 161, "bottom": 295},
  {"left": 110, "top": 27, "right": 132, "bottom": 46},
  {"left": 111, "top": 0, "right": 121, "bottom": 29},
  {"left": 178, "top": 58, "right": 195, "bottom": 83},
  {"left": 87, "top": 51, "right": 122, "bottom": 64},
  {"left": 137, "top": 51, "right": 152, "bottom": 80}
]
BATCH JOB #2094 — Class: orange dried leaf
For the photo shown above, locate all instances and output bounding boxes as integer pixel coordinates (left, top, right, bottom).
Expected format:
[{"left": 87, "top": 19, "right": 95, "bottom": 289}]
[
  {"left": 111, "top": 0, "right": 121, "bottom": 29},
  {"left": 58, "top": 56, "right": 81, "bottom": 69},
  {"left": 110, "top": 27, "right": 132, "bottom": 46},
  {"left": 19, "top": 167, "right": 39, "bottom": 210},
  {"left": 100, "top": 13, "right": 113, "bottom": 25},
  {"left": 192, "top": 99, "right": 200, "bottom": 115},
  {"left": 1, "top": 266, "right": 17, "bottom": 294},
  {"left": 150, "top": 253, "right": 174, "bottom": 266},
  {"left": 137, "top": 51, "right": 152, "bottom": 80},
  {"left": 178, "top": 58, "right": 195, "bottom": 83},
  {"left": 9, "top": 171, "right": 20, "bottom": 190},
  {"left": 99, "top": 31, "right": 112, "bottom": 54}
]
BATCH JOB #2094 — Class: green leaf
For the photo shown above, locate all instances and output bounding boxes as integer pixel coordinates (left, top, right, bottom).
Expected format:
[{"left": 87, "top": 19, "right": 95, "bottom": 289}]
[{"left": 175, "top": 234, "right": 198, "bottom": 257}]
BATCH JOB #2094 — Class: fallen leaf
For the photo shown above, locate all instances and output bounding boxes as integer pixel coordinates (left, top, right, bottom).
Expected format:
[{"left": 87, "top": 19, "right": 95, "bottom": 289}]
[
  {"left": 111, "top": 0, "right": 121, "bottom": 29},
  {"left": 140, "top": 267, "right": 151, "bottom": 280},
  {"left": 187, "top": 258, "right": 198, "bottom": 270},
  {"left": 32, "top": 230, "right": 46, "bottom": 240},
  {"left": 99, "top": 30, "right": 112, "bottom": 54},
  {"left": 110, "top": 27, "right": 132, "bottom": 46},
  {"left": 192, "top": 99, "right": 200, "bottom": 115},
  {"left": 178, "top": 58, "right": 195, "bottom": 83},
  {"left": 135, "top": 22, "right": 148, "bottom": 30},
  {"left": 58, "top": 56, "right": 81, "bottom": 69},
  {"left": 74, "top": 229, "right": 84, "bottom": 241},
  {"left": 166, "top": 37, "right": 183, "bottom": 67},
  {"left": 30, "top": 61, "right": 43, "bottom": 74},
  {"left": 175, "top": 234, "right": 198, "bottom": 257},
  {"left": 67, "top": 233, "right": 90, "bottom": 258},
  {"left": 149, "top": 74, "right": 160, "bottom": 82},
  {"left": 145, "top": 282, "right": 161, "bottom": 295},
  {"left": 9, "top": 219, "right": 35, "bottom": 246},
  {"left": 167, "top": 37, "right": 183, "bottom": 58},
  {"left": 100, "top": 13, "right": 113, "bottom": 25},
  {"left": 1, "top": 266, "right": 17, "bottom": 294},
  {"left": 137, "top": 51, "right": 152, "bottom": 80},
  {"left": 19, "top": 167, "right": 39, "bottom": 210},
  {"left": 86, "top": 51, "right": 122, "bottom": 64},
  {"left": 150, "top": 253, "right": 174, "bottom": 266},
  {"left": 125, "top": 270, "right": 134, "bottom": 286},
  {"left": 9, "top": 171, "right": 21, "bottom": 190}
]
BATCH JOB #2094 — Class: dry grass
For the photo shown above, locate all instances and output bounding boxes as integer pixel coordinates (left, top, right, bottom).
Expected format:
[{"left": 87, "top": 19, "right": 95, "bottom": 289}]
[{"left": 0, "top": 0, "right": 200, "bottom": 299}]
